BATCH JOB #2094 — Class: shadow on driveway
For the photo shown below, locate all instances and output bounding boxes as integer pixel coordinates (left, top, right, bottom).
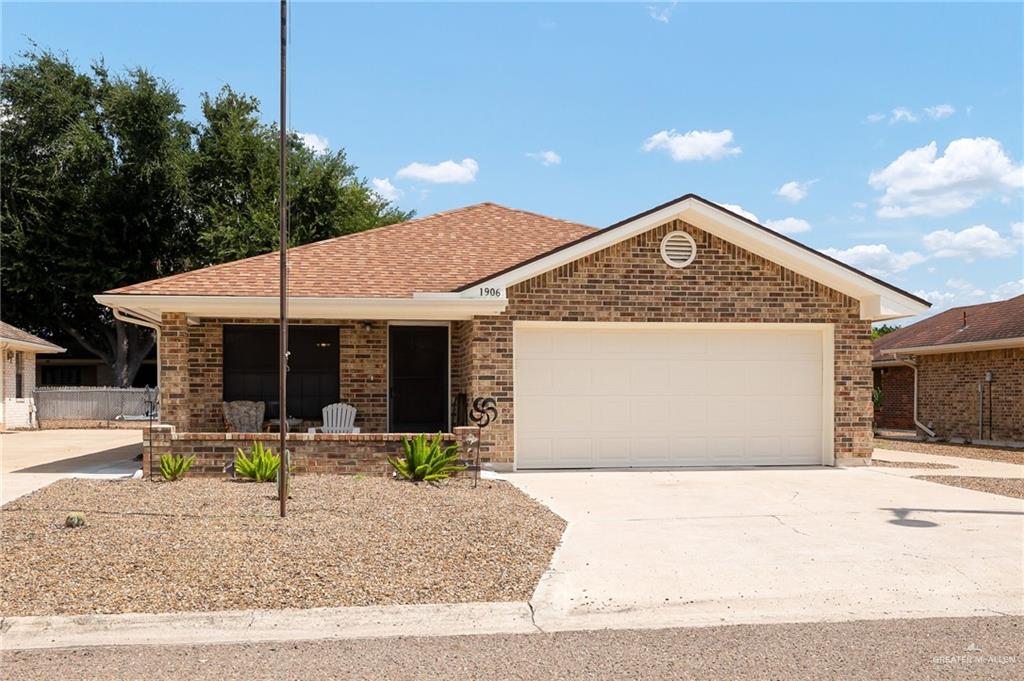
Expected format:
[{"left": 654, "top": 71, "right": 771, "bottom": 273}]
[{"left": 11, "top": 443, "right": 141, "bottom": 474}]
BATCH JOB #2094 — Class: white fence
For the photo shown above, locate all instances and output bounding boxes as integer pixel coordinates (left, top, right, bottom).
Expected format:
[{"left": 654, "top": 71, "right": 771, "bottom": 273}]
[{"left": 33, "top": 386, "right": 159, "bottom": 421}]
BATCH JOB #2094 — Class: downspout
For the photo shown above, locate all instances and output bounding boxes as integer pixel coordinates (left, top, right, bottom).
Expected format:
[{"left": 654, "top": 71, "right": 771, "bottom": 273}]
[{"left": 897, "top": 358, "right": 935, "bottom": 437}]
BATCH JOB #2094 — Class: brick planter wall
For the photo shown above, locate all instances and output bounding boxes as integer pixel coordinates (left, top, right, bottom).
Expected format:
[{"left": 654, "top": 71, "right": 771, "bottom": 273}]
[
  {"left": 143, "top": 425, "right": 478, "bottom": 478},
  {"left": 916, "top": 348, "right": 1024, "bottom": 442},
  {"left": 461, "top": 219, "right": 872, "bottom": 464},
  {"left": 873, "top": 365, "right": 915, "bottom": 430}
]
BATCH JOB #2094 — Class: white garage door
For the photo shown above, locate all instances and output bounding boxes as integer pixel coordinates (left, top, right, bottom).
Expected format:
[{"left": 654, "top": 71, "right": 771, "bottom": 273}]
[{"left": 515, "top": 325, "right": 829, "bottom": 469}]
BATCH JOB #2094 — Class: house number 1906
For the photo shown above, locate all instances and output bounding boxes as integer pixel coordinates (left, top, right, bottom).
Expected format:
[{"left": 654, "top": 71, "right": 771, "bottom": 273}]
[{"left": 478, "top": 287, "right": 502, "bottom": 298}]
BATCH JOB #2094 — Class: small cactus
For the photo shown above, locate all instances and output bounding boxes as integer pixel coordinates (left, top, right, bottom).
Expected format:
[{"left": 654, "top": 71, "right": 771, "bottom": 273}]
[{"left": 65, "top": 513, "right": 85, "bottom": 528}]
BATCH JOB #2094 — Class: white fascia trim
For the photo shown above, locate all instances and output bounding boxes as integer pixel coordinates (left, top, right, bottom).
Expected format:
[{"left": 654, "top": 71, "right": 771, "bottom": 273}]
[
  {"left": 0, "top": 339, "right": 66, "bottom": 354},
  {"left": 465, "top": 196, "right": 929, "bottom": 321},
  {"left": 882, "top": 337, "right": 1024, "bottom": 355},
  {"left": 95, "top": 294, "right": 507, "bottom": 323}
]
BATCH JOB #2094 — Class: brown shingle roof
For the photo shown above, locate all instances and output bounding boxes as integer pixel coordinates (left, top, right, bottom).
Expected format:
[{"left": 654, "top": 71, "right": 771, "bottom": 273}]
[
  {"left": 873, "top": 294, "right": 1024, "bottom": 360},
  {"left": 0, "top": 321, "right": 65, "bottom": 352},
  {"left": 109, "top": 203, "right": 596, "bottom": 298}
]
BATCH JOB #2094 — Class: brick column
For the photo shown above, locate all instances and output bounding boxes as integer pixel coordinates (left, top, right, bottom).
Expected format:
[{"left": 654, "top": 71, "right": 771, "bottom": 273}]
[
  {"left": 464, "top": 317, "right": 514, "bottom": 466},
  {"left": 159, "top": 312, "right": 189, "bottom": 431},
  {"left": 142, "top": 424, "right": 175, "bottom": 477}
]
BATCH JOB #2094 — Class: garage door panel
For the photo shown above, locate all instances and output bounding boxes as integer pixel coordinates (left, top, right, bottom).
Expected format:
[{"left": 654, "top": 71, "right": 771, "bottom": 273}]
[
  {"left": 630, "top": 437, "right": 670, "bottom": 466},
  {"left": 630, "top": 397, "right": 673, "bottom": 428},
  {"left": 668, "top": 361, "right": 709, "bottom": 392},
  {"left": 594, "top": 437, "right": 633, "bottom": 467},
  {"left": 516, "top": 326, "right": 826, "bottom": 469},
  {"left": 591, "top": 396, "right": 631, "bottom": 429},
  {"left": 592, "top": 360, "right": 632, "bottom": 395}
]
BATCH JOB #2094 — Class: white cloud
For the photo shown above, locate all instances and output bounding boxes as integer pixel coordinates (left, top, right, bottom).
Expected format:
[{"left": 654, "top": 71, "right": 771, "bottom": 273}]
[
  {"left": 1012, "top": 222, "right": 1024, "bottom": 243},
  {"left": 297, "top": 132, "right": 329, "bottom": 155},
  {"left": 852, "top": 201, "right": 868, "bottom": 209},
  {"left": 648, "top": 2, "right": 678, "bottom": 23},
  {"left": 764, "top": 217, "right": 812, "bottom": 234},
  {"left": 821, "top": 244, "right": 927, "bottom": 277},
  {"left": 868, "top": 137, "right": 1024, "bottom": 218},
  {"left": 913, "top": 276, "right": 1021, "bottom": 314},
  {"left": 642, "top": 129, "right": 741, "bottom": 161},
  {"left": 719, "top": 203, "right": 759, "bottom": 222},
  {"left": 396, "top": 158, "right": 479, "bottom": 184},
  {"left": 371, "top": 177, "right": 401, "bottom": 202},
  {"left": 990, "top": 278, "right": 1024, "bottom": 300},
  {"left": 921, "top": 224, "right": 1019, "bottom": 261},
  {"left": 526, "top": 150, "right": 561, "bottom": 166},
  {"left": 924, "top": 104, "right": 955, "bottom": 120},
  {"left": 865, "top": 113, "right": 887, "bottom": 124},
  {"left": 889, "top": 107, "right": 919, "bottom": 124},
  {"left": 775, "top": 179, "right": 818, "bottom": 203}
]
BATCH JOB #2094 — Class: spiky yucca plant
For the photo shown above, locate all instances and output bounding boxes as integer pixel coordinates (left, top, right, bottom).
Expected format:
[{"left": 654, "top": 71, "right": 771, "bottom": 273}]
[
  {"left": 234, "top": 441, "right": 281, "bottom": 482},
  {"left": 159, "top": 453, "right": 195, "bottom": 481},
  {"left": 388, "top": 433, "right": 464, "bottom": 482}
]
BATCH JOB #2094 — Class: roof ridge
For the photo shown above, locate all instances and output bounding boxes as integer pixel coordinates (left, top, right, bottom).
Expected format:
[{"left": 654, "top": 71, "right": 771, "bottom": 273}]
[{"left": 476, "top": 201, "right": 596, "bottom": 231}]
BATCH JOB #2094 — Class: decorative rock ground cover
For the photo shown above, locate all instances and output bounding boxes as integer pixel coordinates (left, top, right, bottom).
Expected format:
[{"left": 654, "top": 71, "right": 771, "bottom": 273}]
[
  {"left": 912, "top": 475, "right": 1024, "bottom": 499},
  {"left": 0, "top": 476, "right": 565, "bottom": 617},
  {"left": 873, "top": 438, "right": 1023, "bottom": 466}
]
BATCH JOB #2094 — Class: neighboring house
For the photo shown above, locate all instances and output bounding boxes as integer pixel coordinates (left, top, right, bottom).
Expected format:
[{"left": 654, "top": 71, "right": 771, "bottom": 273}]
[
  {"left": 0, "top": 321, "right": 65, "bottom": 429},
  {"left": 873, "top": 295, "right": 1024, "bottom": 443},
  {"left": 96, "top": 195, "right": 928, "bottom": 473},
  {"left": 35, "top": 340, "right": 158, "bottom": 388}
]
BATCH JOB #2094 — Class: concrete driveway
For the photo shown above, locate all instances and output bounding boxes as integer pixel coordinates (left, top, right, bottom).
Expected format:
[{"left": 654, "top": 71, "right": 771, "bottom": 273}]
[
  {"left": 1, "top": 429, "right": 142, "bottom": 505},
  {"left": 506, "top": 466, "right": 1023, "bottom": 631}
]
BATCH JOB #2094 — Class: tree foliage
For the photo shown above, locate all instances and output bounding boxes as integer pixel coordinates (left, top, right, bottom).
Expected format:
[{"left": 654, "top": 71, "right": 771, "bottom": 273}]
[
  {"left": 1, "top": 49, "right": 411, "bottom": 385},
  {"left": 871, "top": 324, "right": 901, "bottom": 340}
]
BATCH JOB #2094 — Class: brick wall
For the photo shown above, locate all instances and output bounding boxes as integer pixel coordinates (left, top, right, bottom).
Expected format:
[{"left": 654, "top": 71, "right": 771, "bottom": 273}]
[
  {"left": 143, "top": 425, "right": 474, "bottom": 477},
  {"left": 1, "top": 350, "right": 38, "bottom": 429},
  {"left": 917, "top": 348, "right": 1024, "bottom": 442},
  {"left": 462, "top": 219, "right": 872, "bottom": 464},
  {"left": 873, "top": 365, "right": 915, "bottom": 429}
]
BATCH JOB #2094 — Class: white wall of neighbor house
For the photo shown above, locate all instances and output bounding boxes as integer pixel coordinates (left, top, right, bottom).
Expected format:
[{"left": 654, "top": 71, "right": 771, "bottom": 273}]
[{"left": 1, "top": 348, "right": 38, "bottom": 428}]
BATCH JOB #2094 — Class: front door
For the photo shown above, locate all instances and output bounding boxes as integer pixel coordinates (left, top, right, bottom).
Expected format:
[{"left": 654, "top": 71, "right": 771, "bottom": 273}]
[{"left": 388, "top": 325, "right": 449, "bottom": 432}]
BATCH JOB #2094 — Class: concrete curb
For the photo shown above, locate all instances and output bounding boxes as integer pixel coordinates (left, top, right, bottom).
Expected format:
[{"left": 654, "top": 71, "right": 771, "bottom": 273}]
[{"left": 0, "top": 601, "right": 537, "bottom": 651}]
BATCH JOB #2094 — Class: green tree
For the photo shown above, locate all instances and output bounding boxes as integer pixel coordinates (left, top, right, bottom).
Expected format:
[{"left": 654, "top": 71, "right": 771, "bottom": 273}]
[
  {"left": 1, "top": 49, "right": 195, "bottom": 386},
  {"left": 871, "top": 323, "right": 901, "bottom": 340},
  {"left": 191, "top": 86, "right": 410, "bottom": 263},
  {"left": 2, "top": 52, "right": 411, "bottom": 386}
]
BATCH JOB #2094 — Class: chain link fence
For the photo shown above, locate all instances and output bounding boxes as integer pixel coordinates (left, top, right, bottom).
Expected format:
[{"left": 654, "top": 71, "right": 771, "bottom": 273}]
[{"left": 33, "top": 386, "right": 159, "bottom": 422}]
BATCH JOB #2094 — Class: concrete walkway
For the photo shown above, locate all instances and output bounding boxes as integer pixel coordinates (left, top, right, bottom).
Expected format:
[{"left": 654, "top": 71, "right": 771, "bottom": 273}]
[
  {"left": 871, "top": 447, "right": 1024, "bottom": 479},
  {"left": 1, "top": 429, "right": 142, "bottom": 505}
]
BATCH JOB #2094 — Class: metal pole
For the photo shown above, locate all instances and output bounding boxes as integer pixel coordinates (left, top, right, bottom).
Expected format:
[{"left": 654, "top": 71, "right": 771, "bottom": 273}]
[{"left": 278, "top": 0, "right": 289, "bottom": 517}]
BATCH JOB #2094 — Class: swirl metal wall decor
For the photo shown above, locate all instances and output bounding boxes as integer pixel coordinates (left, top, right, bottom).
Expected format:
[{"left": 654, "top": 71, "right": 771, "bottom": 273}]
[{"left": 466, "top": 397, "right": 498, "bottom": 486}]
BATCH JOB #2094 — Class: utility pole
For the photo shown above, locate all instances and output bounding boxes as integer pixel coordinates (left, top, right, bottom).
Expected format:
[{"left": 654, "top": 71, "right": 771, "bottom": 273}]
[{"left": 277, "top": 0, "right": 289, "bottom": 518}]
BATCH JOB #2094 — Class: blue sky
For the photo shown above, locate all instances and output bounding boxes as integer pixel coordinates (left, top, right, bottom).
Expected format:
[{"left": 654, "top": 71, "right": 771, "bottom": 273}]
[{"left": 4, "top": 2, "right": 1022, "bottom": 320}]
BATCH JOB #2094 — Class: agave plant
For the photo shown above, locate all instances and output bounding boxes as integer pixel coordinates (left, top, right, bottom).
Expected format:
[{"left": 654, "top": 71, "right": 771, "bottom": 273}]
[
  {"left": 234, "top": 441, "right": 281, "bottom": 482},
  {"left": 159, "top": 453, "right": 195, "bottom": 481},
  {"left": 388, "top": 433, "right": 464, "bottom": 482}
]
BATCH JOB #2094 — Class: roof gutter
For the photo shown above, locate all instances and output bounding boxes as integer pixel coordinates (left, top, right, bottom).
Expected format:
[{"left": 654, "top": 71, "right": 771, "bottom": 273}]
[
  {"left": 882, "top": 337, "right": 1024, "bottom": 355},
  {"left": 95, "top": 293, "right": 508, "bottom": 323},
  {"left": 0, "top": 338, "right": 66, "bottom": 354}
]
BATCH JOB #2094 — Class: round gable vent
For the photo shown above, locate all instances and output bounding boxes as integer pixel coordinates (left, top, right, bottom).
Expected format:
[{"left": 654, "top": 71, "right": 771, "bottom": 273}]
[{"left": 660, "top": 231, "right": 697, "bottom": 268}]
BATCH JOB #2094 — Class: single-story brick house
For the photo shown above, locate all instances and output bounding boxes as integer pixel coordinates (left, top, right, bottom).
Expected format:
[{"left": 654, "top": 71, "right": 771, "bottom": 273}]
[
  {"left": 96, "top": 194, "right": 929, "bottom": 473},
  {"left": 873, "top": 294, "right": 1024, "bottom": 443},
  {"left": 0, "top": 321, "right": 65, "bottom": 429}
]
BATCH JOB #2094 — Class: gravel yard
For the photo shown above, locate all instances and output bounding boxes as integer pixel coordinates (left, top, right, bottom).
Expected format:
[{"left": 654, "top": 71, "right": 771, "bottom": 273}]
[
  {"left": 874, "top": 438, "right": 1023, "bottom": 465},
  {"left": 0, "top": 476, "right": 565, "bottom": 617},
  {"left": 912, "top": 475, "right": 1024, "bottom": 499},
  {"left": 871, "top": 459, "right": 957, "bottom": 469},
  {"left": 4, "top": 616, "right": 1021, "bottom": 680}
]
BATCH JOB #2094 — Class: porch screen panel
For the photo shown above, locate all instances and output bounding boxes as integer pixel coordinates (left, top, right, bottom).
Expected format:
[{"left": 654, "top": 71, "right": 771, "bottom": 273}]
[{"left": 222, "top": 325, "right": 339, "bottom": 420}]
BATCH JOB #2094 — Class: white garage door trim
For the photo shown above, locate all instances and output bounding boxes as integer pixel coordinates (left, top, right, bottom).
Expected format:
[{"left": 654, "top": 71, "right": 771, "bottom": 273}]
[{"left": 512, "top": 321, "right": 835, "bottom": 469}]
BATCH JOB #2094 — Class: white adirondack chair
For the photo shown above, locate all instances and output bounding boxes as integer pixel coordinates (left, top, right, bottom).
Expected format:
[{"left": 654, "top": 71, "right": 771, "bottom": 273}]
[{"left": 308, "top": 402, "right": 360, "bottom": 434}]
